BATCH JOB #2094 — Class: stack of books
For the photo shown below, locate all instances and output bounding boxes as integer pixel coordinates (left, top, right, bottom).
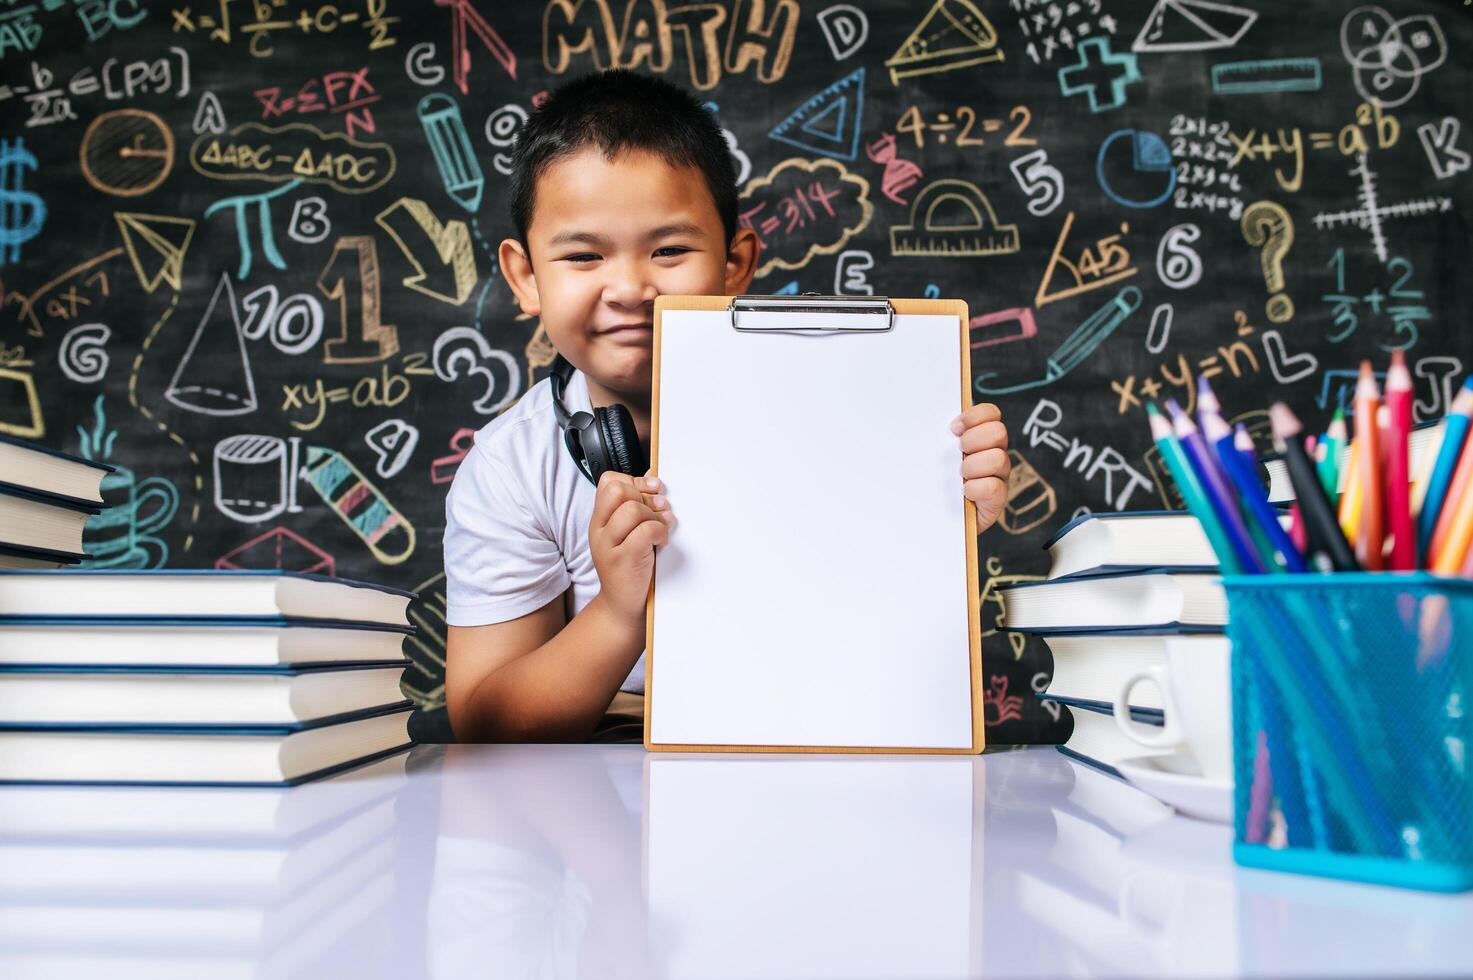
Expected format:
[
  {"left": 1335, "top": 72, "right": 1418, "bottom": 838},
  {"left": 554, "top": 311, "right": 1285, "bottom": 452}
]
[
  {"left": 0, "top": 569, "right": 417, "bottom": 785},
  {"left": 0, "top": 433, "right": 112, "bottom": 569},
  {"left": 999, "top": 511, "right": 1229, "bottom": 775}
]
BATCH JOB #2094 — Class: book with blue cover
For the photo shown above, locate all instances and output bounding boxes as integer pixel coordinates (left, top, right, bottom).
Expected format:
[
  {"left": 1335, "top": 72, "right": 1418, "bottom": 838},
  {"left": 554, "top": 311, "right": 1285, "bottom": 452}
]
[
  {"left": 1044, "top": 696, "right": 1166, "bottom": 779},
  {"left": 0, "top": 481, "right": 103, "bottom": 561}
]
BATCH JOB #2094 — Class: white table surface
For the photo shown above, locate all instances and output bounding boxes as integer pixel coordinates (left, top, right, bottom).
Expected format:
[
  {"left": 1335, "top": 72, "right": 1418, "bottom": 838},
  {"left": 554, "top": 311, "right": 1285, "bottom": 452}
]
[{"left": 1, "top": 743, "right": 1469, "bottom": 979}]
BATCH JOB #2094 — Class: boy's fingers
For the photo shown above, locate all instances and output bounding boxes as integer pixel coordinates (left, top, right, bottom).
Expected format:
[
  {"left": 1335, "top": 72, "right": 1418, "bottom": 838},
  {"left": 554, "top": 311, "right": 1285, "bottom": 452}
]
[
  {"left": 626, "top": 517, "right": 670, "bottom": 553},
  {"left": 960, "top": 420, "right": 1009, "bottom": 455},
  {"left": 962, "top": 447, "right": 1011, "bottom": 481},
  {"left": 594, "top": 471, "right": 661, "bottom": 527},
  {"left": 965, "top": 476, "right": 1010, "bottom": 524},
  {"left": 951, "top": 403, "right": 1002, "bottom": 432},
  {"left": 605, "top": 497, "right": 657, "bottom": 547}
]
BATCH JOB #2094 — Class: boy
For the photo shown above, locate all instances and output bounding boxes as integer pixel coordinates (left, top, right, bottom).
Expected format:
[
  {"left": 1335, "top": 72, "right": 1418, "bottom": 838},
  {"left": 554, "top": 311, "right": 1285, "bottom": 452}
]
[{"left": 444, "top": 71, "right": 1011, "bottom": 743}]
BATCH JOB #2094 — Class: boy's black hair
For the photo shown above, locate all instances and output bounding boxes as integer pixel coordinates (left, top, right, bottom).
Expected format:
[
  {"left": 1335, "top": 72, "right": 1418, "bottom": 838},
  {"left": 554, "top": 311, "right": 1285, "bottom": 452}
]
[{"left": 507, "top": 70, "right": 739, "bottom": 250}]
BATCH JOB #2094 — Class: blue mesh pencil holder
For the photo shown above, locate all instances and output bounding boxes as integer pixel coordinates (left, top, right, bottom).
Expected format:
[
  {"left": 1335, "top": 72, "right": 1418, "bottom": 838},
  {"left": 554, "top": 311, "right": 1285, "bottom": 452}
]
[{"left": 1223, "top": 572, "right": 1473, "bottom": 892}]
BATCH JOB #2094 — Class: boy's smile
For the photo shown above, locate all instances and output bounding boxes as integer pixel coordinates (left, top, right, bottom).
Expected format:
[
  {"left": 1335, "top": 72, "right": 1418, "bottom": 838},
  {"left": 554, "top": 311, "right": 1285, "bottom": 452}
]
[{"left": 501, "top": 147, "right": 759, "bottom": 452}]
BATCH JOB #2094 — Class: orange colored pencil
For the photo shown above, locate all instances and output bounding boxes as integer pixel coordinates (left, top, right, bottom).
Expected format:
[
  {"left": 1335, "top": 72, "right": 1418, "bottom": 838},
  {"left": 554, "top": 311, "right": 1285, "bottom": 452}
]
[
  {"left": 1432, "top": 475, "right": 1473, "bottom": 573},
  {"left": 1355, "top": 362, "right": 1384, "bottom": 570}
]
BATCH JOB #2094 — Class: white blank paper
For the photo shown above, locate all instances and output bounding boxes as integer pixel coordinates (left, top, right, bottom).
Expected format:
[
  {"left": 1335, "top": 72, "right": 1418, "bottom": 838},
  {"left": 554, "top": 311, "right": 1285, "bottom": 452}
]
[{"left": 649, "top": 309, "right": 975, "bottom": 748}]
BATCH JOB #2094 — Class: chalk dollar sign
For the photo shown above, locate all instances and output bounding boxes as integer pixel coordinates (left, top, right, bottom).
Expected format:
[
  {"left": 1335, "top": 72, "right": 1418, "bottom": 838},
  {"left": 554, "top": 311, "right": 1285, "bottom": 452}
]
[{"left": 0, "top": 137, "right": 47, "bottom": 265}]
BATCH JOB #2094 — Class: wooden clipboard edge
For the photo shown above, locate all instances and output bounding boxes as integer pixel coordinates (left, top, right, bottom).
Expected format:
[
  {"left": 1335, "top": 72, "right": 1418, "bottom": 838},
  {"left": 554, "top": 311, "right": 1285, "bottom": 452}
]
[{"left": 643, "top": 295, "right": 985, "bottom": 755}]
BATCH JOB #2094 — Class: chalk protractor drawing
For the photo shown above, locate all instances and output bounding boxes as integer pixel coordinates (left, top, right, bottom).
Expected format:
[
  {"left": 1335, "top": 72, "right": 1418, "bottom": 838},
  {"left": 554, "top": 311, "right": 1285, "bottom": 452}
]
[
  {"left": 884, "top": 0, "right": 1003, "bottom": 85},
  {"left": 768, "top": 68, "right": 866, "bottom": 162},
  {"left": 890, "top": 179, "right": 1019, "bottom": 257},
  {"left": 116, "top": 213, "right": 196, "bottom": 294}
]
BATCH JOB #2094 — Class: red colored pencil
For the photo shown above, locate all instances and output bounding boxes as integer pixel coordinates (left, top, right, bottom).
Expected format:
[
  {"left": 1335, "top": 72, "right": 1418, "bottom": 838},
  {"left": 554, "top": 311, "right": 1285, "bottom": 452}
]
[
  {"left": 1355, "top": 361, "right": 1385, "bottom": 571},
  {"left": 1385, "top": 350, "right": 1415, "bottom": 569}
]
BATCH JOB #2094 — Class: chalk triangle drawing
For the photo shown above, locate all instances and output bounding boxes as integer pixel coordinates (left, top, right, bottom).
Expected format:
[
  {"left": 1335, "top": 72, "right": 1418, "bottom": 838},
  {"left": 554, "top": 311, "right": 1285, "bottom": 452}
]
[
  {"left": 166, "top": 273, "right": 258, "bottom": 416},
  {"left": 1132, "top": 0, "right": 1257, "bottom": 53},
  {"left": 768, "top": 68, "right": 866, "bottom": 161},
  {"left": 884, "top": 0, "right": 1003, "bottom": 85},
  {"left": 116, "top": 213, "right": 195, "bottom": 293}
]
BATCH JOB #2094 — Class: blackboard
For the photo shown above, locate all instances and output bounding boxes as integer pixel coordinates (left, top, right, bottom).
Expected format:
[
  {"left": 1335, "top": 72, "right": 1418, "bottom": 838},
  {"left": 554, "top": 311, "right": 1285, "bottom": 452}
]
[{"left": 1, "top": 1, "right": 1469, "bottom": 744}]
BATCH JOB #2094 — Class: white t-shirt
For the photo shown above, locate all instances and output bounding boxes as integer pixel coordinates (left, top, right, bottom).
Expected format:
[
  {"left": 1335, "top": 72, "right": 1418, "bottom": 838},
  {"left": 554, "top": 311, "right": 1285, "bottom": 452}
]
[{"left": 443, "top": 367, "right": 646, "bottom": 693}]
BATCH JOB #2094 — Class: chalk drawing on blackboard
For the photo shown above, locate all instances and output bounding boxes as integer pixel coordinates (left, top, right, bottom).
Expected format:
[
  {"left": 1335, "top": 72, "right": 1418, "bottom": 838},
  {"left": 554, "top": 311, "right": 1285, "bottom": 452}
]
[
  {"left": 430, "top": 428, "right": 477, "bottom": 485},
  {"left": 432, "top": 326, "right": 520, "bottom": 415},
  {"left": 115, "top": 213, "right": 195, "bottom": 294},
  {"left": 1156, "top": 223, "right": 1203, "bottom": 290},
  {"left": 768, "top": 68, "right": 866, "bottom": 162},
  {"left": 739, "top": 157, "right": 873, "bottom": 277},
  {"left": 204, "top": 181, "right": 298, "bottom": 280},
  {"left": 436, "top": 0, "right": 517, "bottom": 94},
  {"left": 1210, "top": 58, "right": 1322, "bottom": 95},
  {"left": 418, "top": 93, "right": 483, "bottom": 214},
  {"left": 1414, "top": 357, "right": 1465, "bottom": 421},
  {"left": 1058, "top": 38, "right": 1141, "bottom": 113},
  {"left": 818, "top": 5, "right": 868, "bottom": 61},
  {"left": 1095, "top": 130, "right": 1176, "bottom": 209},
  {"left": 302, "top": 444, "right": 416, "bottom": 565},
  {"left": 884, "top": 0, "right": 1002, "bottom": 85},
  {"left": 217, "top": 526, "right": 334, "bottom": 576},
  {"left": 998, "top": 449, "right": 1056, "bottom": 536},
  {"left": 1035, "top": 211, "right": 1137, "bottom": 308},
  {"left": 834, "top": 249, "right": 873, "bottom": 295},
  {"left": 484, "top": 103, "right": 529, "bottom": 176},
  {"left": 1240, "top": 202, "right": 1295, "bottom": 323},
  {"left": 166, "top": 274, "right": 258, "bottom": 417},
  {"left": 192, "top": 91, "right": 227, "bottom": 134},
  {"left": 240, "top": 285, "right": 325, "bottom": 356},
  {"left": 775, "top": 280, "right": 800, "bottom": 295},
  {"left": 404, "top": 571, "right": 450, "bottom": 711},
  {"left": 974, "top": 286, "right": 1141, "bottom": 396},
  {"left": 890, "top": 179, "right": 1018, "bottom": 257},
  {"left": 58, "top": 323, "right": 111, "bottom": 384},
  {"left": 376, "top": 198, "right": 478, "bottom": 306},
  {"left": 0, "top": 361, "right": 43, "bottom": 439},
  {"left": 1009, "top": 149, "right": 1064, "bottom": 217},
  {"left": 1262, "top": 330, "right": 1318, "bottom": 385},
  {"left": 1340, "top": 7, "right": 1445, "bottom": 110},
  {"left": 212, "top": 434, "right": 303, "bottom": 525},
  {"left": 288, "top": 197, "right": 332, "bottom": 244},
  {"left": 1417, "top": 118, "right": 1470, "bottom": 181},
  {"left": 1310, "top": 153, "right": 1453, "bottom": 264},
  {"left": 320, "top": 236, "right": 400, "bottom": 364},
  {"left": 969, "top": 307, "right": 1037, "bottom": 350},
  {"left": 981, "top": 556, "right": 1044, "bottom": 660},
  {"left": 865, "top": 131, "right": 923, "bottom": 205},
  {"left": 1132, "top": 0, "right": 1257, "bottom": 53},
  {"left": 79, "top": 109, "right": 173, "bottom": 198},
  {"left": 365, "top": 419, "right": 420, "bottom": 479},
  {"left": 0, "top": 137, "right": 45, "bottom": 266}
]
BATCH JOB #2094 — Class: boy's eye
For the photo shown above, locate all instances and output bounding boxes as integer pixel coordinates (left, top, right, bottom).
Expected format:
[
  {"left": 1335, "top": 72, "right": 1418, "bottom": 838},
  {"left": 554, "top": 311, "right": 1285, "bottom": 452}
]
[
  {"left": 654, "top": 246, "right": 692, "bottom": 258},
  {"left": 561, "top": 253, "right": 600, "bottom": 264}
]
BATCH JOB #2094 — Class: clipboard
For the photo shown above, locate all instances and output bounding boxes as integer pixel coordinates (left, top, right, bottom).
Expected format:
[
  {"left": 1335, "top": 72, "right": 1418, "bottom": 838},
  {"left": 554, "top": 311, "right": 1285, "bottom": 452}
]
[{"left": 644, "top": 294, "right": 984, "bottom": 754}]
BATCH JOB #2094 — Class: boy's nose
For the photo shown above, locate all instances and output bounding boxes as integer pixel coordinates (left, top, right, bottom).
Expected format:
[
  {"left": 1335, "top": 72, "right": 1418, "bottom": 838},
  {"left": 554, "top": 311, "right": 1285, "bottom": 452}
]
[{"left": 604, "top": 262, "right": 658, "bottom": 310}]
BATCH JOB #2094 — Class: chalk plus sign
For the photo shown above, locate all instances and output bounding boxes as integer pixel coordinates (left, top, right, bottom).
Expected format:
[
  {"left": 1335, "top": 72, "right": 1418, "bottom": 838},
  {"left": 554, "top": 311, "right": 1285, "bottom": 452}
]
[{"left": 1058, "top": 38, "right": 1142, "bottom": 112}]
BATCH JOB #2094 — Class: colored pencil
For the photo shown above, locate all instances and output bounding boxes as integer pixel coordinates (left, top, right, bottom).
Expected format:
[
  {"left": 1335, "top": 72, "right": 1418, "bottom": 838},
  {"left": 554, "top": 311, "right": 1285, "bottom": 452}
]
[
  {"left": 1385, "top": 351, "right": 1415, "bottom": 570},
  {"left": 1168, "top": 399, "right": 1268, "bottom": 574},
  {"left": 1147, "top": 402, "right": 1243, "bottom": 574},
  {"left": 1339, "top": 437, "right": 1364, "bottom": 541},
  {"left": 1322, "top": 408, "right": 1348, "bottom": 505},
  {"left": 1354, "top": 362, "right": 1385, "bottom": 570},
  {"left": 1314, "top": 436, "right": 1331, "bottom": 499},
  {"left": 1410, "top": 420, "right": 1444, "bottom": 518},
  {"left": 1204, "top": 408, "right": 1306, "bottom": 572},
  {"left": 1418, "top": 375, "right": 1473, "bottom": 558},
  {"left": 1271, "top": 402, "right": 1361, "bottom": 572},
  {"left": 1432, "top": 471, "right": 1473, "bottom": 573},
  {"left": 1428, "top": 429, "right": 1473, "bottom": 569}
]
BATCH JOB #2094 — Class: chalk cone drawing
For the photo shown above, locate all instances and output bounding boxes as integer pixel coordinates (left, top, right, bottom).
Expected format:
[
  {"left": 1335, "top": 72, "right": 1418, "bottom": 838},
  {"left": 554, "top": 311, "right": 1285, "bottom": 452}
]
[{"left": 166, "top": 274, "right": 258, "bottom": 416}]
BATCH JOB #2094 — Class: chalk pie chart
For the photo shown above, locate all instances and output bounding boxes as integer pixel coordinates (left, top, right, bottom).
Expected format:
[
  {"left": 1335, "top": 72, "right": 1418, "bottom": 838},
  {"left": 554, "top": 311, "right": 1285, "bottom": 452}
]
[{"left": 1095, "top": 129, "right": 1176, "bottom": 209}]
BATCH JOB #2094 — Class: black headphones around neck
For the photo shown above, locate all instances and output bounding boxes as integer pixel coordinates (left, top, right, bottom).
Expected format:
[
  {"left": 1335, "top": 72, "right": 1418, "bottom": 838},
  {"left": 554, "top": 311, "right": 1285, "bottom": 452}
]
[{"left": 549, "top": 353, "right": 648, "bottom": 486}]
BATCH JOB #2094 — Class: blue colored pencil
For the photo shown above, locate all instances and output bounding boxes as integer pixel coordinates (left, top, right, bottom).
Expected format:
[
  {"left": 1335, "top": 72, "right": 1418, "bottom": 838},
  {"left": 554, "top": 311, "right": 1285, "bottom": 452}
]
[
  {"left": 1166, "top": 399, "right": 1268, "bottom": 574},
  {"left": 1204, "top": 411, "right": 1309, "bottom": 572},
  {"left": 1417, "top": 375, "right": 1473, "bottom": 558}
]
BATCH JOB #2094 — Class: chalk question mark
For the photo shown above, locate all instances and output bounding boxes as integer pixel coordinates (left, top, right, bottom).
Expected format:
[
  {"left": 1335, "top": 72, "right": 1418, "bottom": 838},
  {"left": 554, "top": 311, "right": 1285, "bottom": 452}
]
[{"left": 1240, "top": 201, "right": 1294, "bottom": 323}]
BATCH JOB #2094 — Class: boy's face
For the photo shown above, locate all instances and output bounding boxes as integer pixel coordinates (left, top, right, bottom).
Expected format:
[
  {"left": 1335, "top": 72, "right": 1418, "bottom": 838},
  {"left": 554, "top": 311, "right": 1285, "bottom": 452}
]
[{"left": 500, "top": 147, "right": 759, "bottom": 401}]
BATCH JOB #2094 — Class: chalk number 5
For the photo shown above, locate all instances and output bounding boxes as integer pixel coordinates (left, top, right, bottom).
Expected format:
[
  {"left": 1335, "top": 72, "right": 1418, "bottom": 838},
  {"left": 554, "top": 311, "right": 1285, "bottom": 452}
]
[{"left": 1009, "top": 148, "right": 1065, "bottom": 217}]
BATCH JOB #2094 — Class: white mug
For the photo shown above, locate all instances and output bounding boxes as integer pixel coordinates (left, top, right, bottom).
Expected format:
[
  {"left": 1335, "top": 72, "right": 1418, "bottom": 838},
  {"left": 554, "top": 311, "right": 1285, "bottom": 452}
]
[{"left": 1112, "top": 645, "right": 1232, "bottom": 782}]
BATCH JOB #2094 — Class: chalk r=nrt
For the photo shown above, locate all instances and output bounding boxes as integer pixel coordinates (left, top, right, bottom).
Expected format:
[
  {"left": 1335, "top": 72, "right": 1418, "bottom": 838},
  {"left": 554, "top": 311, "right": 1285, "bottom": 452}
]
[{"left": 419, "top": 93, "right": 484, "bottom": 215}]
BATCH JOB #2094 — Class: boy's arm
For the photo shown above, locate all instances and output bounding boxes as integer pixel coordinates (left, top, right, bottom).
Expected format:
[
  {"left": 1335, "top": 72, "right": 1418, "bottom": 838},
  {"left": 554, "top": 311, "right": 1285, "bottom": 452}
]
[
  {"left": 446, "top": 591, "right": 644, "bottom": 743},
  {"left": 446, "top": 469, "right": 671, "bottom": 743}
]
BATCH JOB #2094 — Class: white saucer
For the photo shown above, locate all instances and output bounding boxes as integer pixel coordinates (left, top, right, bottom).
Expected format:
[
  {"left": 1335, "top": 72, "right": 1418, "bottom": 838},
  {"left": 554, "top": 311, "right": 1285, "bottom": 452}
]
[{"left": 1116, "top": 753, "right": 1233, "bottom": 824}]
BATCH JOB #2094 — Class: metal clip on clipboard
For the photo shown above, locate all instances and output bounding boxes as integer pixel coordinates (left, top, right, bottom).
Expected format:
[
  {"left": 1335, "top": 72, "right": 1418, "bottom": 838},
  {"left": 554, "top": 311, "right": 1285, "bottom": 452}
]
[{"left": 727, "top": 294, "right": 895, "bottom": 334}]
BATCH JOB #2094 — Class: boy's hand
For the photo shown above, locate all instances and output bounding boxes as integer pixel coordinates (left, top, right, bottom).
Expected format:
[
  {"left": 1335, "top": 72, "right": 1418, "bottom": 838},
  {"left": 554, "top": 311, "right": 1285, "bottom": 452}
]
[
  {"left": 951, "top": 404, "right": 1011, "bottom": 533},
  {"left": 590, "top": 469, "right": 674, "bottom": 629}
]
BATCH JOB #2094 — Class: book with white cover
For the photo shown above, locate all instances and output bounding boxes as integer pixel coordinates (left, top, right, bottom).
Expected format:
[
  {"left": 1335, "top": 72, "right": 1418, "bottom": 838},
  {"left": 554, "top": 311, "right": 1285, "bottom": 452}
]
[
  {"left": 1044, "top": 511, "right": 1216, "bottom": 580},
  {"left": 1041, "top": 629, "right": 1229, "bottom": 709},
  {"left": 0, "top": 482, "right": 100, "bottom": 557},
  {"left": 0, "top": 570, "right": 414, "bottom": 625},
  {"left": 0, "top": 433, "right": 112, "bottom": 505},
  {"left": 0, "top": 663, "right": 409, "bottom": 725},
  {"left": 1000, "top": 570, "right": 1225, "bottom": 631},
  {"left": 0, "top": 750, "right": 407, "bottom": 840},
  {"left": 0, "top": 618, "right": 411, "bottom": 667},
  {"left": 1046, "top": 698, "right": 1169, "bottom": 776},
  {"left": 0, "top": 704, "right": 412, "bottom": 785}
]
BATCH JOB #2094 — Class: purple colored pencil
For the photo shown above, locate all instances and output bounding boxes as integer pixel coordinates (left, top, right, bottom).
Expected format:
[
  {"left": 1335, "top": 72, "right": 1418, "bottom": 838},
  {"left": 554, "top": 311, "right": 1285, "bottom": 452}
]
[{"left": 1166, "top": 399, "right": 1269, "bottom": 574}]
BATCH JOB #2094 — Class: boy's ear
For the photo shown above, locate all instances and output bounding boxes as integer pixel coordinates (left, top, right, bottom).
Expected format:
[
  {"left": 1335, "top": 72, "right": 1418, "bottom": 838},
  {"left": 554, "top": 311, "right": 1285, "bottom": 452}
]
[
  {"left": 499, "top": 238, "right": 541, "bottom": 317},
  {"left": 723, "top": 227, "right": 761, "bottom": 295}
]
